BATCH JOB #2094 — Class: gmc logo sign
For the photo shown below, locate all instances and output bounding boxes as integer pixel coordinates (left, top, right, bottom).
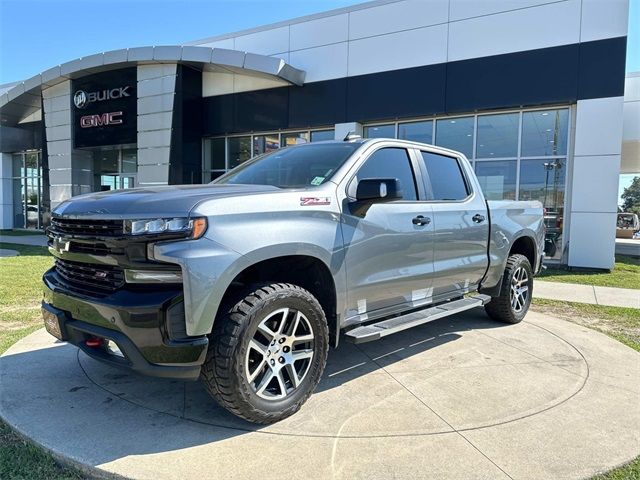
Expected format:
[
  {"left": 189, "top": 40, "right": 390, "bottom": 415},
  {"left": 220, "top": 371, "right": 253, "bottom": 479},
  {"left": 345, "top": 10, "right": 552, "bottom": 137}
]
[{"left": 80, "top": 111, "right": 123, "bottom": 128}]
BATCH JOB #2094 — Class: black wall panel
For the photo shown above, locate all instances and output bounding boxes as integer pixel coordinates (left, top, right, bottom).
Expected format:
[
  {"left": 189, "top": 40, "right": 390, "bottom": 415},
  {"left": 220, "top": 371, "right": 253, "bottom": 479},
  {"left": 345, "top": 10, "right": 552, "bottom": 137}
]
[
  {"left": 446, "top": 44, "right": 580, "bottom": 113},
  {"left": 347, "top": 63, "right": 447, "bottom": 121},
  {"left": 201, "top": 36, "right": 626, "bottom": 136},
  {"left": 288, "top": 78, "right": 347, "bottom": 128},
  {"left": 578, "top": 36, "right": 627, "bottom": 100}
]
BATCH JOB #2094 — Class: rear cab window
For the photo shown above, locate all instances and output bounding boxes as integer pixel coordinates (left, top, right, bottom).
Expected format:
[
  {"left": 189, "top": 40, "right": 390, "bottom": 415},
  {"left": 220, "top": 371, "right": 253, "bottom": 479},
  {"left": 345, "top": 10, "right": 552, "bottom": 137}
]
[{"left": 419, "top": 151, "right": 469, "bottom": 201}]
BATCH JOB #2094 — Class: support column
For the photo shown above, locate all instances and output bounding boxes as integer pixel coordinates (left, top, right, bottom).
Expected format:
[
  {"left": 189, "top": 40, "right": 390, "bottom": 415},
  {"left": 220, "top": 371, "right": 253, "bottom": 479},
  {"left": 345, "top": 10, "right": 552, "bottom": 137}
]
[
  {"left": 42, "top": 81, "right": 93, "bottom": 210},
  {"left": 137, "top": 64, "right": 177, "bottom": 187},
  {"left": 568, "top": 96, "right": 624, "bottom": 269}
]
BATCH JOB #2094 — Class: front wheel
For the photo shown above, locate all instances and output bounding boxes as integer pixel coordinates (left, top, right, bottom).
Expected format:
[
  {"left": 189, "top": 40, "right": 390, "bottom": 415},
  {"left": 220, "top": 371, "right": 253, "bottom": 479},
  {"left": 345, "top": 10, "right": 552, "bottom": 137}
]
[
  {"left": 484, "top": 254, "right": 533, "bottom": 324},
  {"left": 201, "top": 283, "right": 329, "bottom": 424}
]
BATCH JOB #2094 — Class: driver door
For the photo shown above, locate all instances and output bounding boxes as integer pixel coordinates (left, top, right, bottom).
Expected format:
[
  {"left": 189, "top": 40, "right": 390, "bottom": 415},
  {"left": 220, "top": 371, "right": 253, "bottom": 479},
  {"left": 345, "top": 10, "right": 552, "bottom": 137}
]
[{"left": 340, "top": 146, "right": 435, "bottom": 322}]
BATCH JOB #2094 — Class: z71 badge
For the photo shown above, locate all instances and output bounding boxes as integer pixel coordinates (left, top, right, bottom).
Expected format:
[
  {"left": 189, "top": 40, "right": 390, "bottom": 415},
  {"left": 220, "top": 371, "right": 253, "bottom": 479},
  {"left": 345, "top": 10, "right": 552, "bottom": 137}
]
[{"left": 300, "top": 197, "right": 331, "bottom": 206}]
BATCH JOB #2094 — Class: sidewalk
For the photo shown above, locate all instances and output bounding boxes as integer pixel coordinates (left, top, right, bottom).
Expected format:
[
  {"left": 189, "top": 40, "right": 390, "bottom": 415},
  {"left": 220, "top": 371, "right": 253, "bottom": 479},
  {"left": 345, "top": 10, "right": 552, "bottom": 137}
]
[
  {"left": 0, "top": 234, "right": 48, "bottom": 247},
  {"left": 535, "top": 280, "right": 640, "bottom": 309}
]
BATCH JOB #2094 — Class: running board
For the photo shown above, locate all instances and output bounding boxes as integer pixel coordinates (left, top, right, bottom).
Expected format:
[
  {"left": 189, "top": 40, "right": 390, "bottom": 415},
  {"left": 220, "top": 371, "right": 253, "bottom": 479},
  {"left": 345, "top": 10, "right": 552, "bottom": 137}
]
[{"left": 344, "top": 294, "right": 491, "bottom": 344}]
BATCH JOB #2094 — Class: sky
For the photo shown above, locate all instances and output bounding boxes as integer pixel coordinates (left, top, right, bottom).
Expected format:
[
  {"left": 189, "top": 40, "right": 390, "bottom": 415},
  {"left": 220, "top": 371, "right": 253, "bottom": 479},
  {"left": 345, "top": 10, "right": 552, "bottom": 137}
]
[
  {"left": 0, "top": 0, "right": 363, "bottom": 84},
  {"left": 0, "top": 0, "right": 638, "bottom": 84}
]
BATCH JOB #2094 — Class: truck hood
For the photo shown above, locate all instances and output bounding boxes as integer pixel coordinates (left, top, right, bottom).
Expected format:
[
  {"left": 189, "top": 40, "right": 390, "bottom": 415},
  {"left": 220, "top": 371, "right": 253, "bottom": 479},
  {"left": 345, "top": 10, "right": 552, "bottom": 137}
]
[{"left": 52, "top": 184, "right": 281, "bottom": 218}]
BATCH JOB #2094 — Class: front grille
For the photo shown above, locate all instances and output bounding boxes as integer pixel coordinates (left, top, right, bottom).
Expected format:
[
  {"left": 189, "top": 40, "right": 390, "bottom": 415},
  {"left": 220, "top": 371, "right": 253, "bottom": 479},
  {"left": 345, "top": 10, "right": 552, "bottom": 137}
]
[
  {"left": 50, "top": 217, "right": 124, "bottom": 237},
  {"left": 54, "top": 258, "right": 125, "bottom": 294}
]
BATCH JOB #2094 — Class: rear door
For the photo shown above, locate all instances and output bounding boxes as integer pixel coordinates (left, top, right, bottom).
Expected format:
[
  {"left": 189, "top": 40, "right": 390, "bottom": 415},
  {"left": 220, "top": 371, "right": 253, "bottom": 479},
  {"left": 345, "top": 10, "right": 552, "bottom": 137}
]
[
  {"left": 414, "top": 149, "right": 489, "bottom": 299},
  {"left": 341, "top": 145, "right": 435, "bottom": 321}
]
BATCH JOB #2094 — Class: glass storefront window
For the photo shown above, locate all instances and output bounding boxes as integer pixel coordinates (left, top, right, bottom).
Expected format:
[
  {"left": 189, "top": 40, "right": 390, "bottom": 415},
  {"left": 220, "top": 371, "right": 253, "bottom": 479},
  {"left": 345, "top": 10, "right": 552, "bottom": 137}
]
[
  {"left": 121, "top": 149, "right": 137, "bottom": 173},
  {"left": 228, "top": 136, "right": 251, "bottom": 169},
  {"left": 520, "top": 158, "right": 566, "bottom": 261},
  {"left": 253, "top": 134, "right": 280, "bottom": 156},
  {"left": 399, "top": 120, "right": 433, "bottom": 144},
  {"left": 475, "top": 160, "right": 517, "bottom": 200},
  {"left": 435, "top": 117, "right": 474, "bottom": 158},
  {"left": 476, "top": 113, "right": 519, "bottom": 158},
  {"left": 282, "top": 132, "right": 309, "bottom": 147},
  {"left": 364, "top": 124, "right": 395, "bottom": 138},
  {"left": 311, "top": 130, "right": 334, "bottom": 142},
  {"left": 93, "top": 147, "right": 138, "bottom": 191},
  {"left": 521, "top": 109, "right": 568, "bottom": 157},
  {"left": 11, "top": 151, "right": 44, "bottom": 230},
  {"left": 519, "top": 158, "right": 566, "bottom": 209}
]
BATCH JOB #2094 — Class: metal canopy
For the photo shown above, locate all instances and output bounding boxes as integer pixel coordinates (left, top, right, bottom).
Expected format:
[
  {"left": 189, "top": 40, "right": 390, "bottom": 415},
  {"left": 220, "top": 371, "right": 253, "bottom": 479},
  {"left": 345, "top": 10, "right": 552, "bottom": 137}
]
[{"left": 0, "top": 45, "right": 306, "bottom": 125}]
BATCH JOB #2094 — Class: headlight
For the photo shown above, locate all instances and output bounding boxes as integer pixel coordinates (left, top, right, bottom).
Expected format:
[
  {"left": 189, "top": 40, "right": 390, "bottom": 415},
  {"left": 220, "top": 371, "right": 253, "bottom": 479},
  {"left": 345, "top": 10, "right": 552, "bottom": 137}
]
[{"left": 123, "top": 217, "right": 207, "bottom": 238}]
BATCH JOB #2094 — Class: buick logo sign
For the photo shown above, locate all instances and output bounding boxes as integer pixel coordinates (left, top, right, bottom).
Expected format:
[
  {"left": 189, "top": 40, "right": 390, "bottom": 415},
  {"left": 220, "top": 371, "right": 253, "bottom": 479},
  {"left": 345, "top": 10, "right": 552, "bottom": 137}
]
[
  {"left": 72, "top": 86, "right": 131, "bottom": 109},
  {"left": 73, "top": 90, "right": 88, "bottom": 108}
]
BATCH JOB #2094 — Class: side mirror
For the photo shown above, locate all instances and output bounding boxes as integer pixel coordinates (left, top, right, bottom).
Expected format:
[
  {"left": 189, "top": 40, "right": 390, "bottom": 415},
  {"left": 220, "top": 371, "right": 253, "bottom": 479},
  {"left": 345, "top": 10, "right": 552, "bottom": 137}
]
[{"left": 355, "top": 178, "right": 402, "bottom": 202}]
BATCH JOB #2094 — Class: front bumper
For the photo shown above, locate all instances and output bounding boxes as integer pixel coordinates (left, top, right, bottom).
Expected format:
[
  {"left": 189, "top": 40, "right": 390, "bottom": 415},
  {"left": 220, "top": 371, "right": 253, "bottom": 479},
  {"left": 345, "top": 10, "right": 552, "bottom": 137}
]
[{"left": 42, "top": 268, "right": 208, "bottom": 380}]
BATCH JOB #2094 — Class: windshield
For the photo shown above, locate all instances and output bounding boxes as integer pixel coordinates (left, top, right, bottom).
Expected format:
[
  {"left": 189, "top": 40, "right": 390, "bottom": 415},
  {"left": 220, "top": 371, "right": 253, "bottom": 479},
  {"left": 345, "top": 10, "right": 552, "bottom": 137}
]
[{"left": 213, "top": 142, "right": 361, "bottom": 188}]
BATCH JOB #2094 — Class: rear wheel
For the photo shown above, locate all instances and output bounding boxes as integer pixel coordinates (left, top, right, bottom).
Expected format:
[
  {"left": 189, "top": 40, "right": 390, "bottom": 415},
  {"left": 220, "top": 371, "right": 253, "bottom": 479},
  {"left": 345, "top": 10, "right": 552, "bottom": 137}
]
[
  {"left": 485, "top": 254, "right": 533, "bottom": 324},
  {"left": 201, "top": 283, "right": 328, "bottom": 424}
]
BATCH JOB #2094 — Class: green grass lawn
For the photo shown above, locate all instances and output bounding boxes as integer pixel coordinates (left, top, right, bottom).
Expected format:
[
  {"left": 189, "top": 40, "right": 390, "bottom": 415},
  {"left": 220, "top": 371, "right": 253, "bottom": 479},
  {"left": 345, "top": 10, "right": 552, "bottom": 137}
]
[
  {"left": 539, "top": 255, "right": 640, "bottom": 290},
  {"left": 0, "top": 242, "right": 83, "bottom": 479},
  {"left": 0, "top": 244, "right": 637, "bottom": 479},
  {"left": 0, "top": 229, "right": 45, "bottom": 236}
]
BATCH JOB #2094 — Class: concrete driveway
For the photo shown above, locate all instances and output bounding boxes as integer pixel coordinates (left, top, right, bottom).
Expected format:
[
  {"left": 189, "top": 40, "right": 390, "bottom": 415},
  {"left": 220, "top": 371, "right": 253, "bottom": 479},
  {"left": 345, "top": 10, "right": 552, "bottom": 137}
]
[{"left": 1, "top": 309, "right": 638, "bottom": 480}]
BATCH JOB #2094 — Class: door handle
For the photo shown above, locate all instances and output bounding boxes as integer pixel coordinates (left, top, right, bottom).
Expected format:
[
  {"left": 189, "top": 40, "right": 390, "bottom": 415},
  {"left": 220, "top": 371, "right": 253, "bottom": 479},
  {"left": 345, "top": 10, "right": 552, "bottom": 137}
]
[
  {"left": 472, "top": 214, "right": 486, "bottom": 223},
  {"left": 412, "top": 215, "right": 431, "bottom": 226}
]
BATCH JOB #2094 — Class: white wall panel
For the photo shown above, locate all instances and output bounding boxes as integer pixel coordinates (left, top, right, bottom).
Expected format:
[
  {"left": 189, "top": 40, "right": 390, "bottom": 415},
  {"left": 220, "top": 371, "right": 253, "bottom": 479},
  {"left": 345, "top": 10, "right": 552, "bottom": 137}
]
[
  {"left": 197, "top": 38, "right": 235, "bottom": 50},
  {"left": 290, "top": 14, "right": 348, "bottom": 51},
  {"left": 235, "top": 26, "right": 289, "bottom": 56},
  {"left": 202, "top": 72, "right": 234, "bottom": 97},
  {"left": 574, "top": 97, "right": 624, "bottom": 156},
  {"left": 449, "top": 0, "right": 554, "bottom": 21},
  {"left": 448, "top": 0, "right": 580, "bottom": 61},
  {"left": 570, "top": 155, "right": 620, "bottom": 213},
  {"left": 290, "top": 43, "right": 348, "bottom": 83},
  {"left": 233, "top": 75, "right": 288, "bottom": 94},
  {"left": 348, "top": 24, "right": 448, "bottom": 76},
  {"left": 349, "top": 0, "right": 448, "bottom": 40},
  {"left": 568, "top": 212, "right": 616, "bottom": 269},
  {"left": 580, "top": 0, "right": 629, "bottom": 42}
]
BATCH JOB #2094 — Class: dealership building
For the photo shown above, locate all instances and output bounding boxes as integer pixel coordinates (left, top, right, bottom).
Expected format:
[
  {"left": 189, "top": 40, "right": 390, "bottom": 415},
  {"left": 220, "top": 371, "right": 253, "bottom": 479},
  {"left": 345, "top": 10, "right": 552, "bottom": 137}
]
[{"left": 0, "top": 0, "right": 635, "bottom": 269}]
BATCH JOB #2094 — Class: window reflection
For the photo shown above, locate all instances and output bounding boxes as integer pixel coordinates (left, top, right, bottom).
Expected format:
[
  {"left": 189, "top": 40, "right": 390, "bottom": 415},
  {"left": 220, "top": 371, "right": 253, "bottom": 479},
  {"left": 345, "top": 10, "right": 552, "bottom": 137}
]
[
  {"left": 475, "top": 160, "right": 517, "bottom": 200},
  {"left": 311, "top": 130, "right": 334, "bottom": 142},
  {"left": 364, "top": 124, "right": 395, "bottom": 139},
  {"left": 521, "top": 109, "right": 568, "bottom": 157},
  {"left": 476, "top": 113, "right": 519, "bottom": 158},
  {"left": 399, "top": 120, "right": 433, "bottom": 144},
  {"left": 253, "top": 134, "right": 280, "bottom": 156},
  {"left": 435, "top": 117, "right": 473, "bottom": 158},
  {"left": 228, "top": 136, "right": 252, "bottom": 169},
  {"left": 282, "top": 132, "right": 309, "bottom": 146}
]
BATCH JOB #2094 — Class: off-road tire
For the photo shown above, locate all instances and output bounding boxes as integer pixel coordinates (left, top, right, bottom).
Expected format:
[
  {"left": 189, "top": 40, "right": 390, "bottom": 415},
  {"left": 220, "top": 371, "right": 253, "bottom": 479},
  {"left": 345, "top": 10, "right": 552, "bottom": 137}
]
[
  {"left": 484, "top": 254, "right": 533, "bottom": 324},
  {"left": 201, "top": 283, "right": 329, "bottom": 424}
]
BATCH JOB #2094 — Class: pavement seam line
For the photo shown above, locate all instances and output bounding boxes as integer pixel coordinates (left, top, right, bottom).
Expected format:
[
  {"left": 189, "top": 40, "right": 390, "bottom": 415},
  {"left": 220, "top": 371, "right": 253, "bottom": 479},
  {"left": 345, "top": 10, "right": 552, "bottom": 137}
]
[{"left": 354, "top": 343, "right": 515, "bottom": 480}]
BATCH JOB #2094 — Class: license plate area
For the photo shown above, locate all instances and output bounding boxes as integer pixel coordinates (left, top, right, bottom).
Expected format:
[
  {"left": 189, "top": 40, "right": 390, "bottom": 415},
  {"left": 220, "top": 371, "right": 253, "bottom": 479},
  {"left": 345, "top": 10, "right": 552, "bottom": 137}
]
[{"left": 42, "top": 304, "right": 68, "bottom": 341}]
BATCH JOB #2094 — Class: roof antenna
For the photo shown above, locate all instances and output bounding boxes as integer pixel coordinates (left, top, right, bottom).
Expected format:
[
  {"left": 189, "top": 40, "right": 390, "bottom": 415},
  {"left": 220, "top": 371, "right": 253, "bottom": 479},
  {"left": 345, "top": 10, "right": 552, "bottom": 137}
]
[{"left": 343, "top": 131, "right": 362, "bottom": 141}]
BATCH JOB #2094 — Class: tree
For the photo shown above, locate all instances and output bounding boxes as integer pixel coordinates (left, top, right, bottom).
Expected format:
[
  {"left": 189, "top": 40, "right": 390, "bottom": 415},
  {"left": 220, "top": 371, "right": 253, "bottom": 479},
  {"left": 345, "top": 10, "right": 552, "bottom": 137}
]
[{"left": 621, "top": 176, "right": 640, "bottom": 214}]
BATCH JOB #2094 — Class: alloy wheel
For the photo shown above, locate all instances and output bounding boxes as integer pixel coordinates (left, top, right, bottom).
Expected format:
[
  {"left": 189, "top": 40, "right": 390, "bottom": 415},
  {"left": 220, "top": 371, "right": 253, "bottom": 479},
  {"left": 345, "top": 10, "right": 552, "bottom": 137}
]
[
  {"left": 245, "top": 308, "right": 315, "bottom": 400},
  {"left": 510, "top": 266, "right": 529, "bottom": 313}
]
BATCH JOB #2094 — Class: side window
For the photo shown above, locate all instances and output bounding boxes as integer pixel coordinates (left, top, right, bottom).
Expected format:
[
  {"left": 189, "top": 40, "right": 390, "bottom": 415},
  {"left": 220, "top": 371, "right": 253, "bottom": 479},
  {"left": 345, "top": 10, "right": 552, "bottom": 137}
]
[
  {"left": 420, "top": 151, "right": 469, "bottom": 201},
  {"left": 356, "top": 148, "right": 418, "bottom": 200}
]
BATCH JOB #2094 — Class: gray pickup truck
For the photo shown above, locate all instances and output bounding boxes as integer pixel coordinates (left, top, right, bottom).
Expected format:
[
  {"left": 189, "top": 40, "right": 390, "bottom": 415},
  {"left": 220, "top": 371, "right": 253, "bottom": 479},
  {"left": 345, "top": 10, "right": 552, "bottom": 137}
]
[{"left": 42, "top": 138, "right": 544, "bottom": 423}]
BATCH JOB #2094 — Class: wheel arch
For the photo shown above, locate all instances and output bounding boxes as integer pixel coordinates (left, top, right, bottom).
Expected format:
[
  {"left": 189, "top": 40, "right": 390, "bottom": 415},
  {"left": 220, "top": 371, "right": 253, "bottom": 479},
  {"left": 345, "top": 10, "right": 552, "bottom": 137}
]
[{"left": 216, "top": 254, "right": 341, "bottom": 347}]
